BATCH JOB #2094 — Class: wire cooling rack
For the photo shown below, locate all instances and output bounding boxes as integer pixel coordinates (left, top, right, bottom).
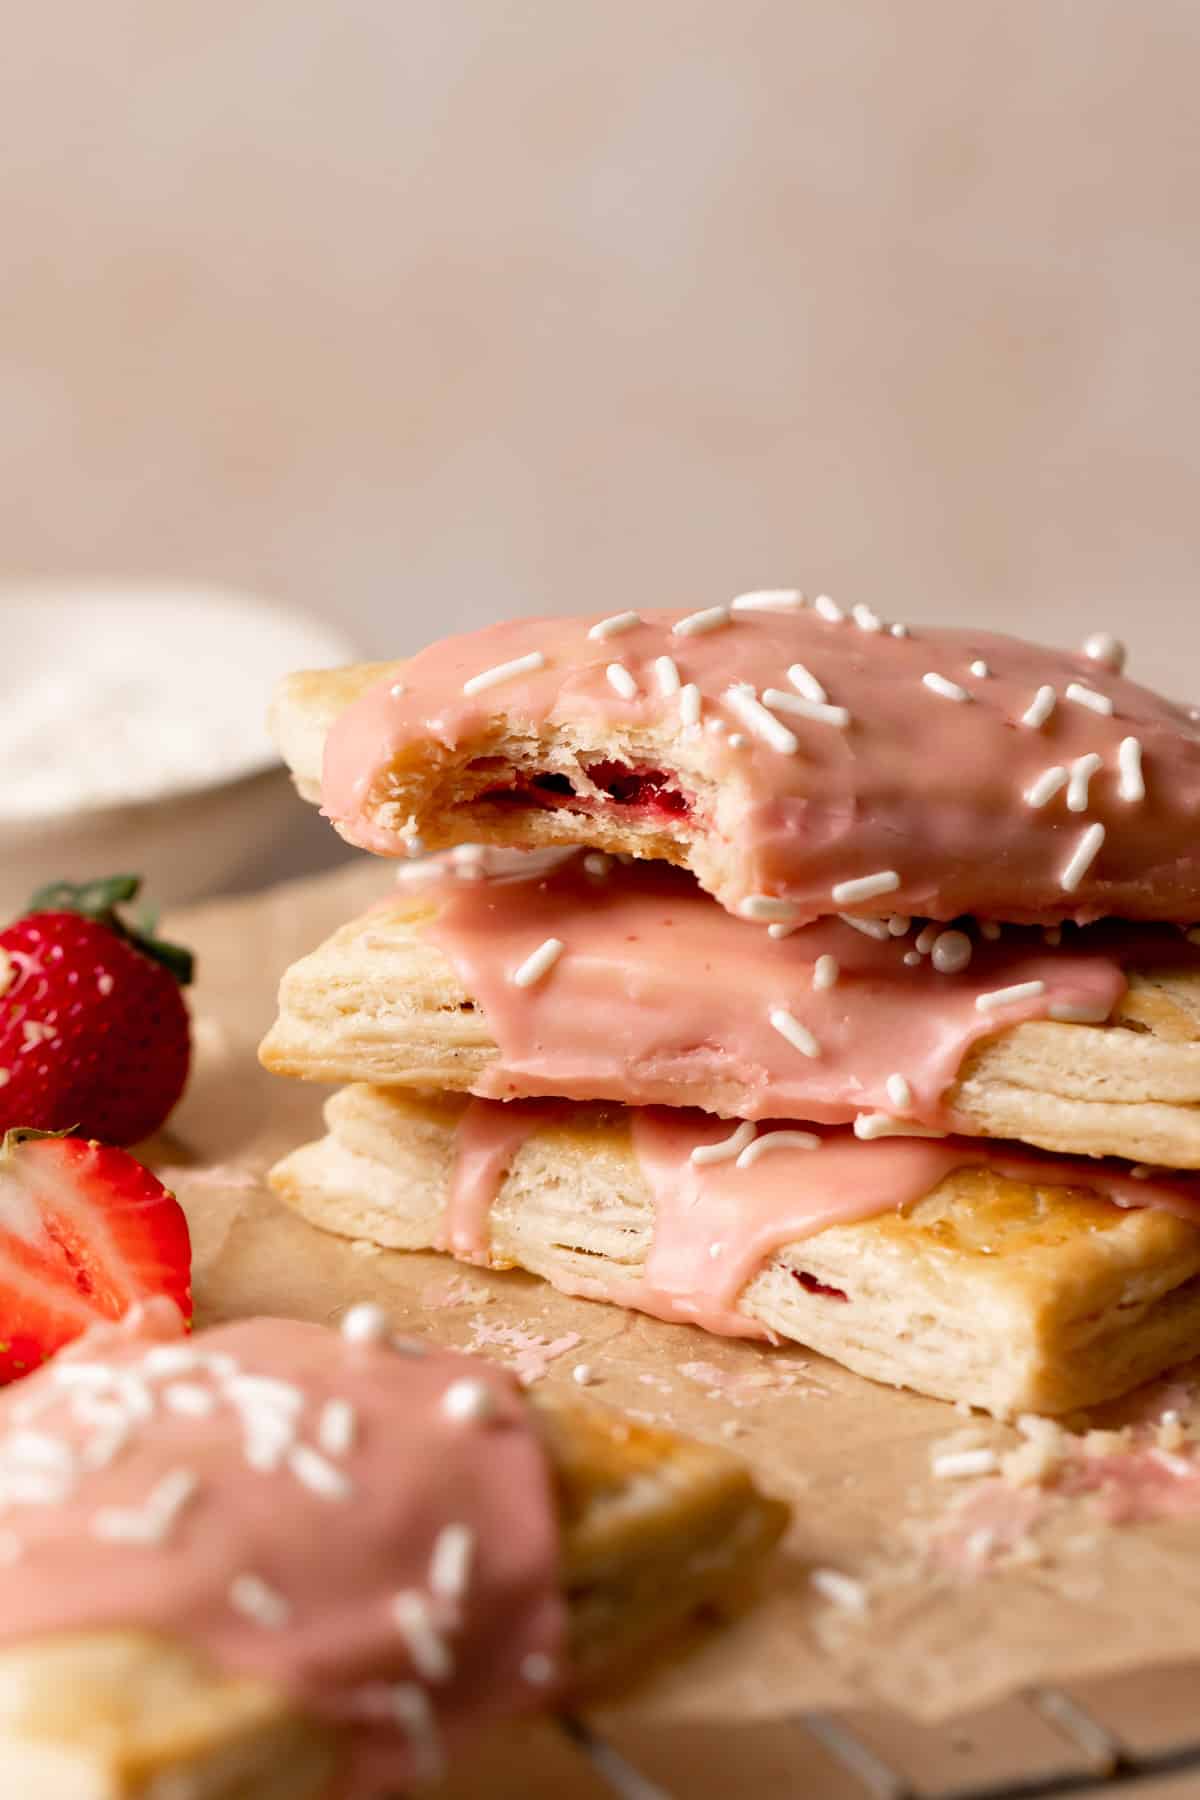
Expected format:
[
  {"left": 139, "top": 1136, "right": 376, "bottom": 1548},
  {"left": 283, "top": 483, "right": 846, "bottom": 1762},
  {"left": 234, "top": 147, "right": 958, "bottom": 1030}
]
[{"left": 539, "top": 1669, "right": 1200, "bottom": 1799}]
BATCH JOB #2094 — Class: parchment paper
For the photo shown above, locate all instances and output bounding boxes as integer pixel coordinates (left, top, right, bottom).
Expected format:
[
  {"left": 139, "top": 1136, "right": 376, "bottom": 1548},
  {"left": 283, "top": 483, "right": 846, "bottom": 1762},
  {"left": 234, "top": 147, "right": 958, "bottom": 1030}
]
[{"left": 158, "top": 862, "right": 1200, "bottom": 1729}]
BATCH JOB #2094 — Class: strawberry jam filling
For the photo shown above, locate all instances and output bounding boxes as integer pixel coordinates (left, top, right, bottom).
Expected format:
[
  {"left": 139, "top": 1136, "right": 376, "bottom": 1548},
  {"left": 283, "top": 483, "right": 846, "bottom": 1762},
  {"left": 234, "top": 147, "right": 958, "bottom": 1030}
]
[{"left": 476, "top": 762, "right": 692, "bottom": 823}]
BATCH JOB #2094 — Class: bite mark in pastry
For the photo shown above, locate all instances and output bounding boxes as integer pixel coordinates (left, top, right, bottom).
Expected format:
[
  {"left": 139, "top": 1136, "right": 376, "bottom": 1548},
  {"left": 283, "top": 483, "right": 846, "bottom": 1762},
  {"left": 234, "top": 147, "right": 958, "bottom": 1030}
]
[
  {"left": 258, "top": 852, "right": 1200, "bottom": 1168},
  {"left": 268, "top": 609, "right": 1200, "bottom": 925},
  {"left": 269, "top": 1086, "right": 1200, "bottom": 1419},
  {"left": 0, "top": 1303, "right": 783, "bottom": 1797}
]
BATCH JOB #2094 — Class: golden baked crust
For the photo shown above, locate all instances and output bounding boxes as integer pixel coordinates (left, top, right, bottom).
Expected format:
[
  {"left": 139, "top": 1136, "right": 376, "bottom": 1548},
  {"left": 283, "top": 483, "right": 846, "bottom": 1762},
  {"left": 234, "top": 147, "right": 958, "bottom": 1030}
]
[
  {"left": 0, "top": 1384, "right": 782, "bottom": 1799},
  {"left": 258, "top": 895, "right": 1200, "bottom": 1169},
  {"left": 270, "top": 1085, "right": 1200, "bottom": 1420}
]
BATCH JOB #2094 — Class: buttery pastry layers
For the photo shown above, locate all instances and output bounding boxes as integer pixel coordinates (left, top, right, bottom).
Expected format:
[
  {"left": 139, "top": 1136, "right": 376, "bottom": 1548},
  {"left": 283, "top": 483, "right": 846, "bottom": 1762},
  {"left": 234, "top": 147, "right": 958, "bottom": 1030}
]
[
  {"left": 259, "top": 851, "right": 1200, "bottom": 1167},
  {"left": 269, "top": 605, "right": 1200, "bottom": 925},
  {"left": 0, "top": 1304, "right": 782, "bottom": 1799},
  {"left": 270, "top": 1086, "right": 1200, "bottom": 1419}
]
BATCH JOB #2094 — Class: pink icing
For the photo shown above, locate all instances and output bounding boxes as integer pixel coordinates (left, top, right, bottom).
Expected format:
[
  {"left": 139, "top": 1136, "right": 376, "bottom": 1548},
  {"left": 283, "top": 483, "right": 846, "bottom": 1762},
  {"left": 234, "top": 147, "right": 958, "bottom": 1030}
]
[
  {"left": 320, "top": 610, "right": 1200, "bottom": 925},
  {"left": 446, "top": 1099, "right": 1200, "bottom": 1341},
  {"left": 404, "top": 850, "right": 1196, "bottom": 1128},
  {"left": 0, "top": 1305, "right": 563, "bottom": 1795}
]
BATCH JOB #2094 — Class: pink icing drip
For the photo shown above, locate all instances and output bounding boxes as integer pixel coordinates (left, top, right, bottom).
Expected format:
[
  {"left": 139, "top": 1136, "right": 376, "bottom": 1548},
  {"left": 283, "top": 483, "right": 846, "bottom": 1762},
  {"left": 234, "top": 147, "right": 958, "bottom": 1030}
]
[
  {"left": 0, "top": 1307, "right": 563, "bottom": 1796},
  {"left": 438, "top": 1100, "right": 1200, "bottom": 1341},
  {"left": 408, "top": 851, "right": 1191, "bottom": 1127},
  {"left": 320, "top": 611, "right": 1200, "bottom": 925}
]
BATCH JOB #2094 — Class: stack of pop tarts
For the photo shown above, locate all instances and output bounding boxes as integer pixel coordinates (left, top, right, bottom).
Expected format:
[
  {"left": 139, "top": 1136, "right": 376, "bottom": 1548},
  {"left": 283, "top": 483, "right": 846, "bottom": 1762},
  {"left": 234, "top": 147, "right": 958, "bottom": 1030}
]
[{"left": 262, "top": 596, "right": 1200, "bottom": 1417}]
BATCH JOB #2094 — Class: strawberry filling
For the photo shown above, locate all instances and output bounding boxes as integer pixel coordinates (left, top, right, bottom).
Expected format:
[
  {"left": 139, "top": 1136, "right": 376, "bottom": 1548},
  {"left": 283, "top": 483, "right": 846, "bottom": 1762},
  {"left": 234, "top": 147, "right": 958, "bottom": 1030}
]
[
  {"left": 792, "top": 1270, "right": 849, "bottom": 1302},
  {"left": 475, "top": 762, "right": 693, "bottom": 823}
]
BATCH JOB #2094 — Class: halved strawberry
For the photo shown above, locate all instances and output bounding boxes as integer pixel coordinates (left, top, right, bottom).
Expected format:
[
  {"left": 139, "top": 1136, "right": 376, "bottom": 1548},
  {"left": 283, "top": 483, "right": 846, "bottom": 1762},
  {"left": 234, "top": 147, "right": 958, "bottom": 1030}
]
[{"left": 0, "top": 1131, "right": 192, "bottom": 1382}]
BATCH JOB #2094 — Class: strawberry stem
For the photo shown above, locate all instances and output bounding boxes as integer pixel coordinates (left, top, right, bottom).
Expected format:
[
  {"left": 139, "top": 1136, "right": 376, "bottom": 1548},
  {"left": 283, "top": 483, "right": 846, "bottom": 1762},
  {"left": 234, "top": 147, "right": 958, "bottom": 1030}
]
[{"left": 26, "top": 877, "right": 194, "bottom": 986}]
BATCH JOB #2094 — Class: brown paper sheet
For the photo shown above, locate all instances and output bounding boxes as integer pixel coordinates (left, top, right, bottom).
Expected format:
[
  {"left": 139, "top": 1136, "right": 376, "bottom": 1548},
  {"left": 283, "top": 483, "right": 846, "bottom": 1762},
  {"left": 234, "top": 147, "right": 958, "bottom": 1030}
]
[{"left": 159, "top": 861, "right": 1200, "bottom": 1733}]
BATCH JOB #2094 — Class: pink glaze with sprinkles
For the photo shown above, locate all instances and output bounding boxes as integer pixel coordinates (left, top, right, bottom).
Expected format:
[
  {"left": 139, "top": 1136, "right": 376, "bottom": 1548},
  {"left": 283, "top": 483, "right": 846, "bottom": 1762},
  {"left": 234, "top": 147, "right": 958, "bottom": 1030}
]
[
  {"left": 0, "top": 1305, "right": 563, "bottom": 1795},
  {"left": 443, "top": 1100, "right": 1200, "bottom": 1340},
  {"left": 320, "top": 608, "right": 1200, "bottom": 926}
]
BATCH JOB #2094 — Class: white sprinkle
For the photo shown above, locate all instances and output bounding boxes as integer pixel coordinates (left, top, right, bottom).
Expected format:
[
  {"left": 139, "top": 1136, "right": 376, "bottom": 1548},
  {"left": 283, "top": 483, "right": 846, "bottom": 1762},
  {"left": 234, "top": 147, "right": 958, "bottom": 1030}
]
[
  {"left": 142, "top": 1345, "right": 202, "bottom": 1378},
  {"left": 319, "top": 1399, "right": 357, "bottom": 1458},
  {"left": 230, "top": 1572, "right": 291, "bottom": 1629},
  {"left": 852, "top": 603, "right": 883, "bottom": 633},
  {"left": 1118, "top": 736, "right": 1145, "bottom": 803},
  {"left": 914, "top": 924, "right": 939, "bottom": 954},
  {"left": 441, "top": 1379, "right": 496, "bottom": 1424},
  {"left": 1021, "top": 685, "right": 1057, "bottom": 728},
  {"left": 1151, "top": 1448, "right": 1195, "bottom": 1480},
  {"left": 724, "top": 684, "right": 799, "bottom": 755},
  {"left": 583, "top": 852, "right": 613, "bottom": 876},
  {"left": 739, "top": 895, "right": 799, "bottom": 923},
  {"left": 831, "top": 870, "right": 900, "bottom": 906},
  {"left": 511, "top": 937, "right": 565, "bottom": 988},
  {"left": 810, "top": 1568, "right": 869, "bottom": 1615},
  {"left": 1065, "top": 681, "right": 1113, "bottom": 716},
  {"left": 786, "top": 662, "right": 827, "bottom": 704},
  {"left": 970, "top": 659, "right": 990, "bottom": 678},
  {"left": 812, "top": 955, "right": 839, "bottom": 991},
  {"left": 52, "top": 1362, "right": 119, "bottom": 1391},
  {"left": 389, "top": 681, "right": 407, "bottom": 698},
  {"left": 1083, "top": 631, "right": 1126, "bottom": 673},
  {"left": 429, "top": 1523, "right": 476, "bottom": 1600},
  {"left": 1061, "top": 822, "right": 1106, "bottom": 892},
  {"left": 3, "top": 1430, "right": 74, "bottom": 1472},
  {"left": 923, "top": 672, "right": 971, "bottom": 703},
  {"left": 975, "top": 980, "right": 1047, "bottom": 1012},
  {"left": 761, "top": 688, "right": 850, "bottom": 730},
  {"left": 728, "top": 732, "right": 746, "bottom": 748},
  {"left": 1025, "top": 765, "right": 1068, "bottom": 808},
  {"left": 813, "top": 595, "right": 844, "bottom": 622},
  {"left": 81, "top": 1423, "right": 132, "bottom": 1471},
  {"left": 679, "top": 682, "right": 701, "bottom": 727},
  {"left": 708, "top": 1241, "right": 724, "bottom": 1259},
  {"left": 1066, "top": 753, "right": 1103, "bottom": 813},
  {"left": 903, "top": 949, "right": 921, "bottom": 966},
  {"left": 887, "top": 915, "right": 911, "bottom": 937},
  {"left": 931, "top": 930, "right": 973, "bottom": 975},
  {"left": 854, "top": 1113, "right": 947, "bottom": 1140},
  {"left": 572, "top": 1363, "right": 597, "bottom": 1386},
  {"left": 164, "top": 1383, "right": 216, "bottom": 1418},
  {"left": 386, "top": 1685, "right": 445, "bottom": 1778},
  {"left": 690, "top": 1122, "right": 757, "bottom": 1166},
  {"left": 890, "top": 622, "right": 909, "bottom": 638},
  {"left": 768, "top": 1008, "right": 821, "bottom": 1058},
  {"left": 392, "top": 1589, "right": 454, "bottom": 1682},
  {"left": 933, "top": 1448, "right": 999, "bottom": 1480},
  {"left": 242, "top": 1415, "right": 295, "bottom": 1474},
  {"left": 705, "top": 716, "right": 726, "bottom": 735},
  {"left": 767, "top": 921, "right": 798, "bottom": 939},
  {"left": 730, "top": 589, "right": 803, "bottom": 614},
  {"left": 462, "top": 651, "right": 546, "bottom": 696},
  {"left": 673, "top": 605, "right": 730, "bottom": 637},
  {"left": 653, "top": 654, "right": 681, "bottom": 696},
  {"left": 886, "top": 1073, "right": 913, "bottom": 1110},
  {"left": 839, "top": 914, "right": 890, "bottom": 940},
  {"left": 288, "top": 1444, "right": 353, "bottom": 1501},
  {"left": 588, "top": 611, "right": 641, "bottom": 640},
  {"left": 605, "top": 662, "right": 638, "bottom": 700},
  {"left": 521, "top": 1652, "right": 556, "bottom": 1686},
  {"left": 91, "top": 1467, "right": 199, "bottom": 1545},
  {"left": 341, "top": 1302, "right": 390, "bottom": 1345},
  {"left": 1048, "top": 999, "right": 1111, "bottom": 1023},
  {"left": 735, "top": 1130, "right": 820, "bottom": 1169}
]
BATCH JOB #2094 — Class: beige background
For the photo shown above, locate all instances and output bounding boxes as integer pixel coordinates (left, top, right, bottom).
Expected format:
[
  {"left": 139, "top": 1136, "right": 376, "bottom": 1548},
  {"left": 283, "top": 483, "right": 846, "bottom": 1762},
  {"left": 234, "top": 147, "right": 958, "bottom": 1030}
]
[{"left": 3, "top": 1, "right": 1199, "bottom": 697}]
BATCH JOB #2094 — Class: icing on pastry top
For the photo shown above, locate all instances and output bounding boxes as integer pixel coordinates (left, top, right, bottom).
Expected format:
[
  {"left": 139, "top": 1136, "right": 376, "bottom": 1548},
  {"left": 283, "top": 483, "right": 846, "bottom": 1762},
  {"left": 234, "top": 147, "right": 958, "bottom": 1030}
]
[
  {"left": 0, "top": 1304, "right": 563, "bottom": 1793},
  {"left": 400, "top": 848, "right": 1198, "bottom": 1130},
  {"left": 320, "top": 607, "right": 1200, "bottom": 925},
  {"left": 445, "top": 1099, "right": 1200, "bottom": 1340}
]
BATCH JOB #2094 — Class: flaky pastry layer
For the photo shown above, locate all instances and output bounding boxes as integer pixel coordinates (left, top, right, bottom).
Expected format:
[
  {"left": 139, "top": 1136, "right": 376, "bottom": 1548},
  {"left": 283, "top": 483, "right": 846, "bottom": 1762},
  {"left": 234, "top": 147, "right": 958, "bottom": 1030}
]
[
  {"left": 259, "top": 894, "right": 1200, "bottom": 1169},
  {"left": 270, "top": 1086, "right": 1200, "bottom": 1421}
]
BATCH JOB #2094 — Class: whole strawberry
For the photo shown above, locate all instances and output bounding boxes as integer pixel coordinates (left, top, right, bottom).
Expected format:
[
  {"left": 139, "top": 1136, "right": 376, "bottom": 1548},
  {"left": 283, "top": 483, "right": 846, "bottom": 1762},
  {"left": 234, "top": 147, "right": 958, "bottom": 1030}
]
[{"left": 0, "top": 876, "right": 193, "bottom": 1146}]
